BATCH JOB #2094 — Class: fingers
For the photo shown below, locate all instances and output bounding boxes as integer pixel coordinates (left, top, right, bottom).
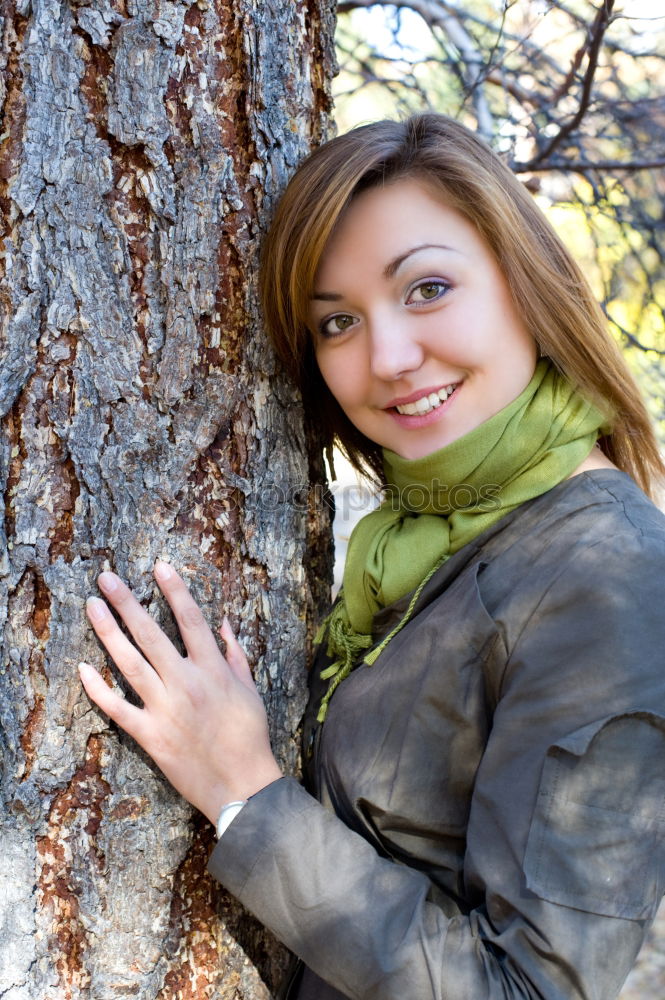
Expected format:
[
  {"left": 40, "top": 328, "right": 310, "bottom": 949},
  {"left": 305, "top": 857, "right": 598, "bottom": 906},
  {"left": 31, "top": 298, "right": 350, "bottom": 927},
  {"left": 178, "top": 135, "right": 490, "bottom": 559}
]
[
  {"left": 220, "top": 617, "right": 255, "bottom": 691},
  {"left": 152, "top": 561, "right": 224, "bottom": 666},
  {"left": 89, "top": 562, "right": 240, "bottom": 700},
  {"left": 78, "top": 661, "right": 148, "bottom": 743},
  {"left": 96, "top": 571, "right": 181, "bottom": 679},
  {"left": 86, "top": 596, "right": 167, "bottom": 704}
]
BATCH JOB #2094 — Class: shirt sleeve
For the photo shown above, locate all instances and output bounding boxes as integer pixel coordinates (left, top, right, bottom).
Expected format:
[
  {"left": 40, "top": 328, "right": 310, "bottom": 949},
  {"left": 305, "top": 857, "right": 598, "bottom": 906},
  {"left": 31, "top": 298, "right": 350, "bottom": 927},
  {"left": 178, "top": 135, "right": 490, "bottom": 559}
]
[{"left": 208, "top": 530, "right": 665, "bottom": 1000}]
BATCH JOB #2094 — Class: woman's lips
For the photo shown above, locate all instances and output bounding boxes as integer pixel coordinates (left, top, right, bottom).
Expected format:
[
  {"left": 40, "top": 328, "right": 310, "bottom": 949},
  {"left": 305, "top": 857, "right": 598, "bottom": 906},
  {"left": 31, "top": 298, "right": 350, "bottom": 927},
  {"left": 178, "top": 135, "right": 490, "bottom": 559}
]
[
  {"left": 385, "top": 382, "right": 461, "bottom": 428},
  {"left": 384, "top": 382, "right": 458, "bottom": 409}
]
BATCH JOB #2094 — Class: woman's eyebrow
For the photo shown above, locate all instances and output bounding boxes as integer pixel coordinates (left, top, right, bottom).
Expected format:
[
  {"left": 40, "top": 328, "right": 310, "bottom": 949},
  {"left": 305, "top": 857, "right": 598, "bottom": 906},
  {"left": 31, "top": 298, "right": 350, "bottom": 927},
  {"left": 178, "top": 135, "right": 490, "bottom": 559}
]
[
  {"left": 384, "top": 243, "right": 459, "bottom": 279},
  {"left": 311, "top": 243, "right": 460, "bottom": 301}
]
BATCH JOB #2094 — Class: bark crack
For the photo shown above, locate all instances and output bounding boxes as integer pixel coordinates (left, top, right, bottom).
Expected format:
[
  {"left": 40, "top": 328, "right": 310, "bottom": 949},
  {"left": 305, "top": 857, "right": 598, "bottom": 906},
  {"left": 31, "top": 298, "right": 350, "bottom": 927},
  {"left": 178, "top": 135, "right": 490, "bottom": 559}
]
[{"left": 36, "top": 734, "right": 111, "bottom": 996}]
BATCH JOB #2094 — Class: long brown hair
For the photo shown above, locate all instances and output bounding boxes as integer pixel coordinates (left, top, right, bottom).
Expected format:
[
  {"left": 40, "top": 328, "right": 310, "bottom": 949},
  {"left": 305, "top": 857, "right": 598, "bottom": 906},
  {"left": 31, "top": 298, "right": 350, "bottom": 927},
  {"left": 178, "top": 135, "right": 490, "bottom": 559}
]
[{"left": 259, "top": 113, "right": 664, "bottom": 496}]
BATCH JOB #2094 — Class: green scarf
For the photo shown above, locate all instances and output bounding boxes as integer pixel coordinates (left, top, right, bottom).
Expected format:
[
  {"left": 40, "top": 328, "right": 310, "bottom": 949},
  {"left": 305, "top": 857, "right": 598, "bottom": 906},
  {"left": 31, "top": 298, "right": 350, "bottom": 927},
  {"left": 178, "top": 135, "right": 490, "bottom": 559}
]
[{"left": 316, "top": 361, "right": 611, "bottom": 721}]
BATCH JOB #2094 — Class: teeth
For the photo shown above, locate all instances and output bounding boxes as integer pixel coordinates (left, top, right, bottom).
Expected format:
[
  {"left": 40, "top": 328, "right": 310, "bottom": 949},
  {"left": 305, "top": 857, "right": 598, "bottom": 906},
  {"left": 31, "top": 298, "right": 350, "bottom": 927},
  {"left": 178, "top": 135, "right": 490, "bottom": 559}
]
[{"left": 395, "top": 383, "right": 457, "bottom": 416}]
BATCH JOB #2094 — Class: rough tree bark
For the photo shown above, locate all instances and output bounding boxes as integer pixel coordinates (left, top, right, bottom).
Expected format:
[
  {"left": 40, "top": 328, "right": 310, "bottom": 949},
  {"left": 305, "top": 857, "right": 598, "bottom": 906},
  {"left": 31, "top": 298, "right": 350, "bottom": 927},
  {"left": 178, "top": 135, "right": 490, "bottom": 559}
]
[{"left": 0, "top": 0, "right": 336, "bottom": 995}]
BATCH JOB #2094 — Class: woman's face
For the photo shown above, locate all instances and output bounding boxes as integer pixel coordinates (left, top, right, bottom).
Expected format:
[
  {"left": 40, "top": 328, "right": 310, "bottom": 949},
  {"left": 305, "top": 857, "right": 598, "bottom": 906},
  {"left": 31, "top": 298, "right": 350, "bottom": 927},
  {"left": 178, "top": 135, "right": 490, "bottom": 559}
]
[{"left": 308, "top": 178, "right": 538, "bottom": 460}]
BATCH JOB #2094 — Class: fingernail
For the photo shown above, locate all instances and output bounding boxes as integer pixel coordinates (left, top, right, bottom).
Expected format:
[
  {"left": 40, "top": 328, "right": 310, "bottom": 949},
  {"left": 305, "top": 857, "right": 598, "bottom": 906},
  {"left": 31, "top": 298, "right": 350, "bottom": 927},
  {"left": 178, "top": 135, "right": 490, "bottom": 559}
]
[
  {"left": 154, "top": 559, "right": 173, "bottom": 580},
  {"left": 98, "top": 572, "right": 118, "bottom": 593},
  {"left": 86, "top": 597, "right": 108, "bottom": 622},
  {"left": 78, "top": 661, "right": 95, "bottom": 679}
]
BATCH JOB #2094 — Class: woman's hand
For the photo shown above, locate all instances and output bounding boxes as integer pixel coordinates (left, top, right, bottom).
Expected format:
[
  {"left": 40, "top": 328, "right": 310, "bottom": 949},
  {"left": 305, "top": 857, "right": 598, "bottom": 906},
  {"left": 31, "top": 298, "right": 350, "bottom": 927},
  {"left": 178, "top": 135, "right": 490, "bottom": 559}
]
[{"left": 79, "top": 560, "right": 283, "bottom": 826}]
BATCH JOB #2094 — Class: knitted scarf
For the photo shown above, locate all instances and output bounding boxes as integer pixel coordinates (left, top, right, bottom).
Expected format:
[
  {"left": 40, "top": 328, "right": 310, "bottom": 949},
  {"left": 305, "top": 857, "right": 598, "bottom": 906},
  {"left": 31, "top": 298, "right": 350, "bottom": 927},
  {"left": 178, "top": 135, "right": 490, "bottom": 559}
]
[{"left": 316, "top": 361, "right": 611, "bottom": 721}]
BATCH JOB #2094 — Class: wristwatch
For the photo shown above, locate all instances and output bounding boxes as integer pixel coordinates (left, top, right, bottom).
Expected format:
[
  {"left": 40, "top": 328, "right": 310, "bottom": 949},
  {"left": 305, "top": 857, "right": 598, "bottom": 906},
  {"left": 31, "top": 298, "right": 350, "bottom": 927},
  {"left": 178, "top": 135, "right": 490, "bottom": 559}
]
[{"left": 215, "top": 799, "right": 247, "bottom": 839}]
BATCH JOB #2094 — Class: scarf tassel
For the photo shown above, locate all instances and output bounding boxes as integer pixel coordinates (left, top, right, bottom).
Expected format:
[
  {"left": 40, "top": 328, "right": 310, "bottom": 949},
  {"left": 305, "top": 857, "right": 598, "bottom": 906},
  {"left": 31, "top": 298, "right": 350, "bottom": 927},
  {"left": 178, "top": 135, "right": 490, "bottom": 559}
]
[{"left": 315, "top": 558, "right": 445, "bottom": 722}]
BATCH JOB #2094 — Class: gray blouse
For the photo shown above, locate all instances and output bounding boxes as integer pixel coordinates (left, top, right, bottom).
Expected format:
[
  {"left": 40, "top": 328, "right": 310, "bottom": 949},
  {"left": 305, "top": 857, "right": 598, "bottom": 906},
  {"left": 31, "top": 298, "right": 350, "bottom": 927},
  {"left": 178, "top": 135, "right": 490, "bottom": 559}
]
[{"left": 209, "top": 470, "right": 665, "bottom": 1000}]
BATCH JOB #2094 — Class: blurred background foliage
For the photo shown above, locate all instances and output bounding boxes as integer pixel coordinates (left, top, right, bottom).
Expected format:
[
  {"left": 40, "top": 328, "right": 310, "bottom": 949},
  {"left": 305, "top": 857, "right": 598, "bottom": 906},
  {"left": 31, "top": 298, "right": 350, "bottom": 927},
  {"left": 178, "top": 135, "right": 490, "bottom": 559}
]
[{"left": 333, "top": 0, "right": 665, "bottom": 438}]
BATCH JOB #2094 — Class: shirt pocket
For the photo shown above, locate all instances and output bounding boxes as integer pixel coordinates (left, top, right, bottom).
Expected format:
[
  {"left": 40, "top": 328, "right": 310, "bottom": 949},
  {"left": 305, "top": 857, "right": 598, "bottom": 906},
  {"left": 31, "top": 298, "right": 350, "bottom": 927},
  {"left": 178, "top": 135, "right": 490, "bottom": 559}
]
[{"left": 524, "top": 711, "right": 665, "bottom": 920}]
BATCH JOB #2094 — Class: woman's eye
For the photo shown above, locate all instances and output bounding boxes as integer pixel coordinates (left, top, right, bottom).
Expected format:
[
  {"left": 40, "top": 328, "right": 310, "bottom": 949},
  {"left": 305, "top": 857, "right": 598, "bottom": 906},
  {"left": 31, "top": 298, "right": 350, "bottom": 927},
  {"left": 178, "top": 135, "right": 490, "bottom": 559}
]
[
  {"left": 320, "top": 314, "right": 356, "bottom": 337},
  {"left": 408, "top": 280, "right": 450, "bottom": 304}
]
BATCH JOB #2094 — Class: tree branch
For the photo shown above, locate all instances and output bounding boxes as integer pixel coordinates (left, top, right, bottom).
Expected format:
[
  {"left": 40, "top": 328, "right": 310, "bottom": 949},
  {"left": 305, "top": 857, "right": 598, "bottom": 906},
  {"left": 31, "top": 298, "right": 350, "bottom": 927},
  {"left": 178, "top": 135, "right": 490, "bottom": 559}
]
[
  {"left": 338, "top": 0, "right": 497, "bottom": 138},
  {"left": 520, "top": 0, "right": 616, "bottom": 170},
  {"left": 513, "top": 158, "right": 665, "bottom": 174}
]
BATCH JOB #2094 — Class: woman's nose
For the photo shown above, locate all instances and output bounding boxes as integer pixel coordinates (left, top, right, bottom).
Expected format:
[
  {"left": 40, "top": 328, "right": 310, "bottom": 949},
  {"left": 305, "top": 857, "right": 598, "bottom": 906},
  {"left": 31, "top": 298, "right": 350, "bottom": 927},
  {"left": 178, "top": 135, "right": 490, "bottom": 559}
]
[{"left": 368, "top": 319, "right": 424, "bottom": 381}]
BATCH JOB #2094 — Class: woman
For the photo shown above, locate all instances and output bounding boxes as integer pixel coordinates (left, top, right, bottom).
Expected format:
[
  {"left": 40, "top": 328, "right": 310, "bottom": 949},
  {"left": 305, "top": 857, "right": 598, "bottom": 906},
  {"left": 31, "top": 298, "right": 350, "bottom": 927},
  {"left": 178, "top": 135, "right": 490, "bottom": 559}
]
[{"left": 80, "top": 114, "right": 665, "bottom": 999}]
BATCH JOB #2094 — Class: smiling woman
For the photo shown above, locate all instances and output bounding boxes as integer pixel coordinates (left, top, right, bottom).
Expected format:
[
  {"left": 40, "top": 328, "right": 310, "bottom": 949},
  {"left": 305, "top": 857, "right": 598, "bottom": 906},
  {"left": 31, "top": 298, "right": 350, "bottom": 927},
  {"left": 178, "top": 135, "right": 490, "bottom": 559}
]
[
  {"left": 81, "top": 113, "right": 665, "bottom": 1000},
  {"left": 309, "top": 178, "right": 537, "bottom": 459}
]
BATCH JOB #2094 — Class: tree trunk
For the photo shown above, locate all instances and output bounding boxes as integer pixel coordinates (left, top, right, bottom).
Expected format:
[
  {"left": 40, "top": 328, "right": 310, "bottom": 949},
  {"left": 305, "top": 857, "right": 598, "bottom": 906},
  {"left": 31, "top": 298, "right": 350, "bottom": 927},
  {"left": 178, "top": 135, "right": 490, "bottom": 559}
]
[{"left": 0, "top": 0, "right": 336, "bottom": 994}]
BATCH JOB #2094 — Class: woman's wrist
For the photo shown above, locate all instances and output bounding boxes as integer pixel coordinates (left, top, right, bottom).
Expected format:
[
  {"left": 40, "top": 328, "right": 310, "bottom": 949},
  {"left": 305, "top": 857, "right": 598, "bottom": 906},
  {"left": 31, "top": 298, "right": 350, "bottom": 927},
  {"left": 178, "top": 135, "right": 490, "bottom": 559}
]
[{"left": 203, "top": 760, "right": 285, "bottom": 827}]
